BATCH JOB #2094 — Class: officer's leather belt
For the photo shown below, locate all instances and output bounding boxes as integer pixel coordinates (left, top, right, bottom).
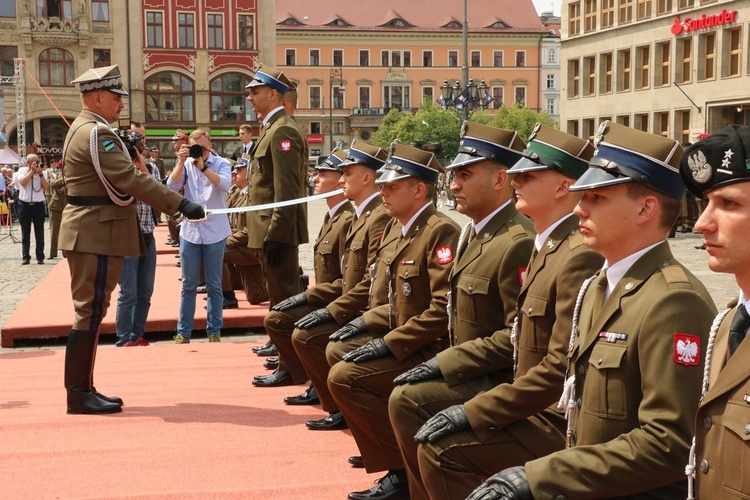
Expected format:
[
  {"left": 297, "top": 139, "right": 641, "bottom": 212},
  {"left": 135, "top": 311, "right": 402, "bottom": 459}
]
[{"left": 67, "top": 196, "right": 115, "bottom": 206}]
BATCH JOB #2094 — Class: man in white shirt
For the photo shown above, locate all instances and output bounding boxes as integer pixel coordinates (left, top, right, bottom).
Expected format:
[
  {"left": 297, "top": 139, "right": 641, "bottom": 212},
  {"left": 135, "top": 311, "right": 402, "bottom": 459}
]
[{"left": 15, "top": 154, "right": 49, "bottom": 264}]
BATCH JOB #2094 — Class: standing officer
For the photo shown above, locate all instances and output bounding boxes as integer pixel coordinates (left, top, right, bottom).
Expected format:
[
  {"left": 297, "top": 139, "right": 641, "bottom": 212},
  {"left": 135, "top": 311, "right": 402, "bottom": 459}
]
[
  {"left": 60, "top": 65, "right": 203, "bottom": 414},
  {"left": 468, "top": 121, "right": 717, "bottom": 499},
  {"left": 47, "top": 160, "right": 67, "bottom": 260},
  {"left": 257, "top": 149, "right": 355, "bottom": 387},
  {"left": 245, "top": 64, "right": 308, "bottom": 307},
  {"left": 680, "top": 126, "right": 750, "bottom": 499},
  {"left": 327, "top": 141, "right": 461, "bottom": 500},
  {"left": 291, "top": 139, "right": 390, "bottom": 422},
  {"left": 393, "top": 125, "right": 602, "bottom": 500}
]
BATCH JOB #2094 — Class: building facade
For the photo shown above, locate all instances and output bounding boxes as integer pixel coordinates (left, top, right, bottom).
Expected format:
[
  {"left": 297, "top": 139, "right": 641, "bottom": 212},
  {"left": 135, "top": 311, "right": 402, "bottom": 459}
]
[
  {"left": 540, "top": 12, "right": 562, "bottom": 123},
  {"left": 561, "top": 0, "right": 749, "bottom": 143},
  {"left": 275, "top": 0, "right": 550, "bottom": 158}
]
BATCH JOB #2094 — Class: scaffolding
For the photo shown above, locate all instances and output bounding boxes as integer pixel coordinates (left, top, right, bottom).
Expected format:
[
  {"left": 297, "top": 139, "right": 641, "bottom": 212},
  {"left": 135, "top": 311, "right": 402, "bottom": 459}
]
[{"left": 0, "top": 58, "right": 26, "bottom": 163}]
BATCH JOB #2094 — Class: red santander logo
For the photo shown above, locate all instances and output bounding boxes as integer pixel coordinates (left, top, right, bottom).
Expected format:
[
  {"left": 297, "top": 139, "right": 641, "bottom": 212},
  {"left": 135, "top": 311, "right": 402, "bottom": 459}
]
[{"left": 672, "top": 9, "right": 738, "bottom": 35}]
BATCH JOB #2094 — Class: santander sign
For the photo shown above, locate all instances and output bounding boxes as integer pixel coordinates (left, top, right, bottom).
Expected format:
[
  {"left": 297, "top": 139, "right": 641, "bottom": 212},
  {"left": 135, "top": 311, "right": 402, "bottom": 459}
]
[{"left": 671, "top": 9, "right": 738, "bottom": 35}]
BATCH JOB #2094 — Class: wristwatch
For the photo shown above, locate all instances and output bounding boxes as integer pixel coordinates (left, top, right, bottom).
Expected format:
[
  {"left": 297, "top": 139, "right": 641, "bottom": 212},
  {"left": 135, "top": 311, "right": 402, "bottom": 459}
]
[{"left": 201, "top": 165, "right": 209, "bottom": 173}]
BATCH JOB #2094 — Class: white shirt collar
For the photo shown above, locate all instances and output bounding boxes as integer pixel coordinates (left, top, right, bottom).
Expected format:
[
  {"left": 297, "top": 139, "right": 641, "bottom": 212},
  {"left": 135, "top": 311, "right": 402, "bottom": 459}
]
[
  {"left": 603, "top": 240, "right": 664, "bottom": 299},
  {"left": 473, "top": 199, "right": 511, "bottom": 236},
  {"left": 402, "top": 202, "right": 432, "bottom": 237},
  {"left": 355, "top": 192, "right": 380, "bottom": 218},
  {"left": 262, "top": 106, "right": 284, "bottom": 126},
  {"left": 535, "top": 213, "right": 575, "bottom": 252},
  {"left": 328, "top": 199, "right": 349, "bottom": 219}
]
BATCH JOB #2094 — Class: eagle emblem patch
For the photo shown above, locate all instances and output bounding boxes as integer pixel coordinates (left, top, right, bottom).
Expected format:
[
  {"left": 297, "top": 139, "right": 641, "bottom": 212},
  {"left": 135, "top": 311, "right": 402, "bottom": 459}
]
[
  {"left": 280, "top": 139, "right": 292, "bottom": 152},
  {"left": 436, "top": 245, "right": 453, "bottom": 265},
  {"left": 674, "top": 333, "right": 700, "bottom": 366}
]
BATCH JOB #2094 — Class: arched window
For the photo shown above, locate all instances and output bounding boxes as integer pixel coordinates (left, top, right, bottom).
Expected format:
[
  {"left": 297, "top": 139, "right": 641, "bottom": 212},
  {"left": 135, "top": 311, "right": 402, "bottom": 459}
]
[
  {"left": 145, "top": 72, "right": 194, "bottom": 123},
  {"left": 210, "top": 73, "right": 256, "bottom": 123},
  {"left": 39, "top": 48, "right": 74, "bottom": 87}
]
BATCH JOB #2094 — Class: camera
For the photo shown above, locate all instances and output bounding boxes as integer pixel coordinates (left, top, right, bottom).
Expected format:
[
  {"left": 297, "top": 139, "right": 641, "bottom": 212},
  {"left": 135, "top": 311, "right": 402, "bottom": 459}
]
[
  {"left": 189, "top": 144, "right": 205, "bottom": 159},
  {"left": 116, "top": 130, "right": 144, "bottom": 159}
]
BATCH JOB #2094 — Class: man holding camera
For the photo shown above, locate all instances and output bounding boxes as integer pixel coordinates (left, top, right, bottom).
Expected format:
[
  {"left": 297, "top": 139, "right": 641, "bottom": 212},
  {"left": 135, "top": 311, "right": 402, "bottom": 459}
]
[
  {"left": 168, "top": 129, "right": 232, "bottom": 343},
  {"left": 60, "top": 65, "right": 204, "bottom": 415},
  {"left": 15, "top": 153, "right": 49, "bottom": 265}
]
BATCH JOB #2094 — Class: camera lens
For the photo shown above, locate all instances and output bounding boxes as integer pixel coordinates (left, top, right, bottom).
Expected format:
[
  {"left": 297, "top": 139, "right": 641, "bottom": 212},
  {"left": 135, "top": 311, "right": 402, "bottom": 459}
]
[{"left": 189, "top": 144, "right": 204, "bottom": 159}]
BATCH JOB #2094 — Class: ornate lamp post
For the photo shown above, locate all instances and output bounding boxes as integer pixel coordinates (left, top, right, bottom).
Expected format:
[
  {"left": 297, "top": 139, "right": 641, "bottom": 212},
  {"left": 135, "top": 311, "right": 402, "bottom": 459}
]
[{"left": 438, "top": 78, "right": 490, "bottom": 118}]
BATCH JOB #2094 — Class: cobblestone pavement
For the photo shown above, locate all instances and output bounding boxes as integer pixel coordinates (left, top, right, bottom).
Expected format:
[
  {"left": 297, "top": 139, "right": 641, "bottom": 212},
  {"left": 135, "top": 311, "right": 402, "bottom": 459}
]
[{"left": 0, "top": 198, "right": 737, "bottom": 348}]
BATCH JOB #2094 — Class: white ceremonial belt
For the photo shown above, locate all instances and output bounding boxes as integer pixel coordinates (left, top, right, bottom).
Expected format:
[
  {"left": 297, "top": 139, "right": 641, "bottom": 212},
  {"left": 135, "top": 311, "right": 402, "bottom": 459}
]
[{"left": 187, "top": 189, "right": 344, "bottom": 222}]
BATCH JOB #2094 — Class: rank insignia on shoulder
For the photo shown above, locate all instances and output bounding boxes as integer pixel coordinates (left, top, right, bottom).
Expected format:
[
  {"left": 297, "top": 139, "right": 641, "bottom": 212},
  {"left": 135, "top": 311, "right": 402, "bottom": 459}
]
[
  {"left": 436, "top": 245, "right": 453, "bottom": 264},
  {"left": 102, "top": 140, "right": 116, "bottom": 152},
  {"left": 280, "top": 139, "right": 292, "bottom": 152},
  {"left": 673, "top": 333, "right": 700, "bottom": 366},
  {"left": 599, "top": 331, "right": 628, "bottom": 343}
]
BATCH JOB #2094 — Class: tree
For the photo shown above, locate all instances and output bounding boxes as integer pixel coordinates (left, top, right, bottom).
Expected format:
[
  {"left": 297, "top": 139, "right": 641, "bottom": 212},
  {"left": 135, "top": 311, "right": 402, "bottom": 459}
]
[{"left": 489, "top": 105, "right": 557, "bottom": 142}]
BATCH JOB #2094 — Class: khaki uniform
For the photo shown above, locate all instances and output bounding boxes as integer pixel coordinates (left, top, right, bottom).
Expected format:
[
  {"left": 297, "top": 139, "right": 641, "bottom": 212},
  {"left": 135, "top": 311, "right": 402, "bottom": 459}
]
[
  {"left": 223, "top": 188, "right": 267, "bottom": 304},
  {"left": 60, "top": 110, "right": 182, "bottom": 332},
  {"left": 526, "top": 242, "right": 717, "bottom": 498},
  {"left": 264, "top": 201, "right": 354, "bottom": 383},
  {"left": 406, "top": 216, "right": 604, "bottom": 500},
  {"left": 246, "top": 108, "right": 308, "bottom": 306},
  {"left": 694, "top": 304, "right": 750, "bottom": 499},
  {"left": 48, "top": 170, "right": 67, "bottom": 259},
  {"left": 328, "top": 204, "right": 460, "bottom": 473},
  {"left": 292, "top": 198, "right": 391, "bottom": 411}
]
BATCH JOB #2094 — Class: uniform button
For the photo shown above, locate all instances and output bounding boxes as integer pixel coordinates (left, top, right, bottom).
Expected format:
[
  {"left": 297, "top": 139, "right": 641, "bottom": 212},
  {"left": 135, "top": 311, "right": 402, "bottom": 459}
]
[
  {"left": 576, "top": 399, "right": 582, "bottom": 409},
  {"left": 386, "top": 258, "right": 391, "bottom": 263},
  {"left": 404, "top": 271, "right": 409, "bottom": 277},
  {"left": 597, "top": 358, "right": 603, "bottom": 365},
  {"left": 468, "top": 286, "right": 473, "bottom": 292},
  {"left": 527, "top": 307, "right": 532, "bottom": 314},
  {"left": 744, "top": 424, "right": 750, "bottom": 435},
  {"left": 457, "top": 373, "right": 464, "bottom": 380},
  {"left": 703, "top": 417, "right": 712, "bottom": 430},
  {"left": 344, "top": 265, "right": 348, "bottom": 270},
  {"left": 700, "top": 459, "right": 709, "bottom": 473},
  {"left": 345, "top": 247, "right": 350, "bottom": 252},
  {"left": 488, "top": 426, "right": 496, "bottom": 431},
  {"left": 577, "top": 364, "right": 585, "bottom": 376},
  {"left": 403, "top": 348, "right": 410, "bottom": 353},
  {"left": 555, "top": 496, "right": 567, "bottom": 500}
]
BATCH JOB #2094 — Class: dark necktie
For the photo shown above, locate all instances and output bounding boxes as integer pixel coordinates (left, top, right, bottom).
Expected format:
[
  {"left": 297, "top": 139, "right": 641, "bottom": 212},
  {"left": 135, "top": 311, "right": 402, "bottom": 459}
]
[{"left": 728, "top": 305, "right": 750, "bottom": 355}]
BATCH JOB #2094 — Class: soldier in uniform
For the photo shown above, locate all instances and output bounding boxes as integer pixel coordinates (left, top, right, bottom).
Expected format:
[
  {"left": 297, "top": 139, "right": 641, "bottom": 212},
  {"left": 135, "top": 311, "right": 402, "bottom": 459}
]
[
  {"left": 680, "top": 126, "right": 750, "bottom": 499},
  {"left": 256, "top": 149, "right": 355, "bottom": 387},
  {"left": 166, "top": 130, "right": 189, "bottom": 247},
  {"left": 392, "top": 125, "right": 603, "bottom": 500},
  {"left": 245, "top": 64, "right": 309, "bottom": 307},
  {"left": 290, "top": 139, "right": 390, "bottom": 423},
  {"left": 47, "top": 161, "right": 67, "bottom": 259},
  {"left": 468, "top": 121, "right": 718, "bottom": 499},
  {"left": 220, "top": 155, "right": 268, "bottom": 308},
  {"left": 60, "top": 65, "right": 203, "bottom": 414},
  {"left": 326, "top": 141, "right": 461, "bottom": 500}
]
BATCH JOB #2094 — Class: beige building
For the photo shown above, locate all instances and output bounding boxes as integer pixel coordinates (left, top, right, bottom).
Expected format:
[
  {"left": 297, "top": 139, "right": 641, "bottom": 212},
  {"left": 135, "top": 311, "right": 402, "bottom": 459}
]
[
  {"left": 561, "top": 0, "right": 749, "bottom": 143},
  {"left": 275, "top": 0, "right": 550, "bottom": 158}
]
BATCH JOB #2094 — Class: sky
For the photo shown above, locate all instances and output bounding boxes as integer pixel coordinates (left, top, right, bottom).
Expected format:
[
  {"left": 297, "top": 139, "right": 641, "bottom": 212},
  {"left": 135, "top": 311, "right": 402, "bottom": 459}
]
[{"left": 533, "top": 0, "right": 562, "bottom": 16}]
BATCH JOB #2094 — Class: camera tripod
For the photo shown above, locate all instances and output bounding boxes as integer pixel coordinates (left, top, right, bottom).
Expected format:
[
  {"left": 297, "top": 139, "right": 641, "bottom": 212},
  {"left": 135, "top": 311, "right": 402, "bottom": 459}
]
[{"left": 0, "top": 194, "right": 20, "bottom": 243}]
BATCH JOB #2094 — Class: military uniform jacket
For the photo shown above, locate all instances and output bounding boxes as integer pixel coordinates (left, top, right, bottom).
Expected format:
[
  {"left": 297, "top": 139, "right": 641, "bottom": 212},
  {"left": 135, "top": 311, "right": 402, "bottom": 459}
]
[
  {"left": 48, "top": 171, "right": 67, "bottom": 212},
  {"left": 694, "top": 303, "right": 750, "bottom": 498},
  {"left": 526, "top": 242, "right": 717, "bottom": 499},
  {"left": 437, "top": 203, "right": 534, "bottom": 376},
  {"left": 362, "top": 204, "right": 460, "bottom": 362},
  {"left": 246, "top": 109, "right": 308, "bottom": 248},
  {"left": 226, "top": 189, "right": 250, "bottom": 248},
  {"left": 309, "top": 197, "right": 390, "bottom": 313},
  {"left": 461, "top": 216, "right": 605, "bottom": 441},
  {"left": 311, "top": 201, "right": 354, "bottom": 286},
  {"left": 59, "top": 110, "right": 182, "bottom": 257}
]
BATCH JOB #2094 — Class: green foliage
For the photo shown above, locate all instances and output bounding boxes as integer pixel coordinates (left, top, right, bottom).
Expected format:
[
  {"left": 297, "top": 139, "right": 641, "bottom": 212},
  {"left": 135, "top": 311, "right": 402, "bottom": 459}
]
[{"left": 370, "top": 102, "right": 557, "bottom": 159}]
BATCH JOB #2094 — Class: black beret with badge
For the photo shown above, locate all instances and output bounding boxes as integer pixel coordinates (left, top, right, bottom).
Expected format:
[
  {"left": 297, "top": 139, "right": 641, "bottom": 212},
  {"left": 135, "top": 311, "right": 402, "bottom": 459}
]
[
  {"left": 376, "top": 140, "right": 444, "bottom": 185},
  {"left": 71, "top": 64, "right": 128, "bottom": 95},
  {"left": 508, "top": 123, "right": 595, "bottom": 179},
  {"left": 447, "top": 121, "right": 526, "bottom": 170},
  {"left": 570, "top": 120, "right": 684, "bottom": 199},
  {"left": 680, "top": 125, "right": 750, "bottom": 198}
]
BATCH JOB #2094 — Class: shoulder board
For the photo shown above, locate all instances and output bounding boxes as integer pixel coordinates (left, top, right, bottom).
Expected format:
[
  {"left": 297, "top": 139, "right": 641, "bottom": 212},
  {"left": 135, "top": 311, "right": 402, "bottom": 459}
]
[
  {"left": 508, "top": 223, "right": 528, "bottom": 239},
  {"left": 660, "top": 263, "right": 689, "bottom": 284},
  {"left": 567, "top": 229, "right": 586, "bottom": 249}
]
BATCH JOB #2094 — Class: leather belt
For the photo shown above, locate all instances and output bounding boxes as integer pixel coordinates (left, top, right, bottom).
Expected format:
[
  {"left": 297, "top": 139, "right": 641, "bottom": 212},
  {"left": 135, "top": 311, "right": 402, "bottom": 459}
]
[
  {"left": 19, "top": 200, "right": 41, "bottom": 205},
  {"left": 67, "top": 196, "right": 115, "bottom": 206}
]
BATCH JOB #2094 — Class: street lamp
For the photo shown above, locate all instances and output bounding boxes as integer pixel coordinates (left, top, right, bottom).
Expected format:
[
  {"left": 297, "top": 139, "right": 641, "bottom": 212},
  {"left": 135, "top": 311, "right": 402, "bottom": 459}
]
[
  {"left": 438, "top": 78, "right": 491, "bottom": 116},
  {"left": 329, "top": 66, "right": 344, "bottom": 155}
]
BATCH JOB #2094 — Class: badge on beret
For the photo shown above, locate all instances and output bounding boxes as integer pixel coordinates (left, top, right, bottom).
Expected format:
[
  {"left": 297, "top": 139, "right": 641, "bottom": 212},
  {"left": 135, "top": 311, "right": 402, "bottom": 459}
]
[
  {"left": 402, "top": 282, "right": 411, "bottom": 297},
  {"left": 436, "top": 245, "right": 453, "bottom": 264},
  {"left": 686, "top": 150, "right": 712, "bottom": 184},
  {"left": 528, "top": 123, "right": 541, "bottom": 142},
  {"left": 280, "top": 139, "right": 292, "bottom": 152},
  {"left": 102, "top": 140, "right": 116, "bottom": 152},
  {"left": 674, "top": 333, "right": 700, "bottom": 366}
]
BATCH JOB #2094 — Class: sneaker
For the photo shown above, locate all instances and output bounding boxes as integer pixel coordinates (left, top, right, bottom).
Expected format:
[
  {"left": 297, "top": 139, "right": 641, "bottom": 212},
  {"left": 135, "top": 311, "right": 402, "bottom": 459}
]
[
  {"left": 127, "top": 337, "right": 150, "bottom": 347},
  {"left": 174, "top": 335, "right": 190, "bottom": 344},
  {"left": 208, "top": 334, "right": 221, "bottom": 342}
]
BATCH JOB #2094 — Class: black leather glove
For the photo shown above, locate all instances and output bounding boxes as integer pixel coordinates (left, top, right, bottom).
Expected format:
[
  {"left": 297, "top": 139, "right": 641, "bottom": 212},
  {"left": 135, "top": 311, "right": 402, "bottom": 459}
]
[
  {"left": 342, "top": 337, "right": 390, "bottom": 363},
  {"left": 178, "top": 198, "right": 205, "bottom": 220},
  {"left": 393, "top": 356, "right": 442, "bottom": 385},
  {"left": 263, "top": 237, "right": 283, "bottom": 267},
  {"left": 466, "top": 466, "right": 532, "bottom": 500},
  {"left": 295, "top": 307, "right": 334, "bottom": 330},
  {"left": 272, "top": 292, "right": 308, "bottom": 312},
  {"left": 414, "top": 404, "right": 470, "bottom": 443},
  {"left": 329, "top": 316, "right": 367, "bottom": 342}
]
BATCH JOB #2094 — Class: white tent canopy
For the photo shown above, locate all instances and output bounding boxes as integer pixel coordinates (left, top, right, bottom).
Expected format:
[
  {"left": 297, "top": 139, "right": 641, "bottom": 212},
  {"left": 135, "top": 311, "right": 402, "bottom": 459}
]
[{"left": 0, "top": 147, "right": 20, "bottom": 165}]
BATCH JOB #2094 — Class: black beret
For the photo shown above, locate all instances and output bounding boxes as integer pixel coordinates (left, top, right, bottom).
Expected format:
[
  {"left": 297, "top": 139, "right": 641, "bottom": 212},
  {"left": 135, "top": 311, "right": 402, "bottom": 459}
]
[{"left": 680, "top": 125, "right": 750, "bottom": 198}]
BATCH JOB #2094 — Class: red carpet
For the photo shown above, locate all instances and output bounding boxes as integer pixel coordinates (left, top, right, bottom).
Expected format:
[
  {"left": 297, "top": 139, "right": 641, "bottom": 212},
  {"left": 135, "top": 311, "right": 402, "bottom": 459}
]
[
  {"left": 1, "top": 227, "right": 267, "bottom": 347},
  {"left": 0, "top": 339, "right": 378, "bottom": 498}
]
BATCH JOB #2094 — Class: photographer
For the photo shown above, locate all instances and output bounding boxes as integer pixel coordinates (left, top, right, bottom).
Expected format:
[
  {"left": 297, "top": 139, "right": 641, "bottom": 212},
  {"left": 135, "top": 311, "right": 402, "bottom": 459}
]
[
  {"left": 167, "top": 129, "right": 232, "bottom": 343},
  {"left": 15, "top": 153, "right": 49, "bottom": 264}
]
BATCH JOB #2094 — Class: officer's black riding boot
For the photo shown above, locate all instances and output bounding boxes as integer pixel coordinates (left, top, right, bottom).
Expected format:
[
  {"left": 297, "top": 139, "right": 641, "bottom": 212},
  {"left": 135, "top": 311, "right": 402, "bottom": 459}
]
[
  {"left": 89, "top": 333, "right": 124, "bottom": 406},
  {"left": 65, "top": 329, "right": 121, "bottom": 414}
]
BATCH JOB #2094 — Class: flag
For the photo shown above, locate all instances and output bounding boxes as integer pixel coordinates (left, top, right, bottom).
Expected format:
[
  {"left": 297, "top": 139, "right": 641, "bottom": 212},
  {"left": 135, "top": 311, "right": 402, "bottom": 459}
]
[
  {"left": 436, "top": 95, "right": 446, "bottom": 107},
  {"left": 454, "top": 88, "right": 471, "bottom": 109},
  {"left": 483, "top": 91, "right": 495, "bottom": 107}
]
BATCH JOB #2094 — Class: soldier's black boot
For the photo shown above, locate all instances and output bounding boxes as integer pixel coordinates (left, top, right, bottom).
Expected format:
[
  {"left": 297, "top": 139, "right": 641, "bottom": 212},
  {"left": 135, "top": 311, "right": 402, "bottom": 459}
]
[
  {"left": 65, "top": 329, "right": 121, "bottom": 414},
  {"left": 89, "top": 332, "right": 124, "bottom": 406}
]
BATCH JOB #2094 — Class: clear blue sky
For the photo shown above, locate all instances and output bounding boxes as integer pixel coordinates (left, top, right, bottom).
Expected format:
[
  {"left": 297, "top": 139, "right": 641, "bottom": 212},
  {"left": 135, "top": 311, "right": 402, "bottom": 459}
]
[{"left": 533, "top": 0, "right": 562, "bottom": 16}]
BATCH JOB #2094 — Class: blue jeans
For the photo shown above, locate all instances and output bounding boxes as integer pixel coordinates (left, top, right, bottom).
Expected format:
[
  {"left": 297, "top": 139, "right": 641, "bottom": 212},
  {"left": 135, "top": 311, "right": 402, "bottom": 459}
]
[
  {"left": 115, "top": 233, "right": 157, "bottom": 344},
  {"left": 178, "top": 238, "right": 226, "bottom": 337}
]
